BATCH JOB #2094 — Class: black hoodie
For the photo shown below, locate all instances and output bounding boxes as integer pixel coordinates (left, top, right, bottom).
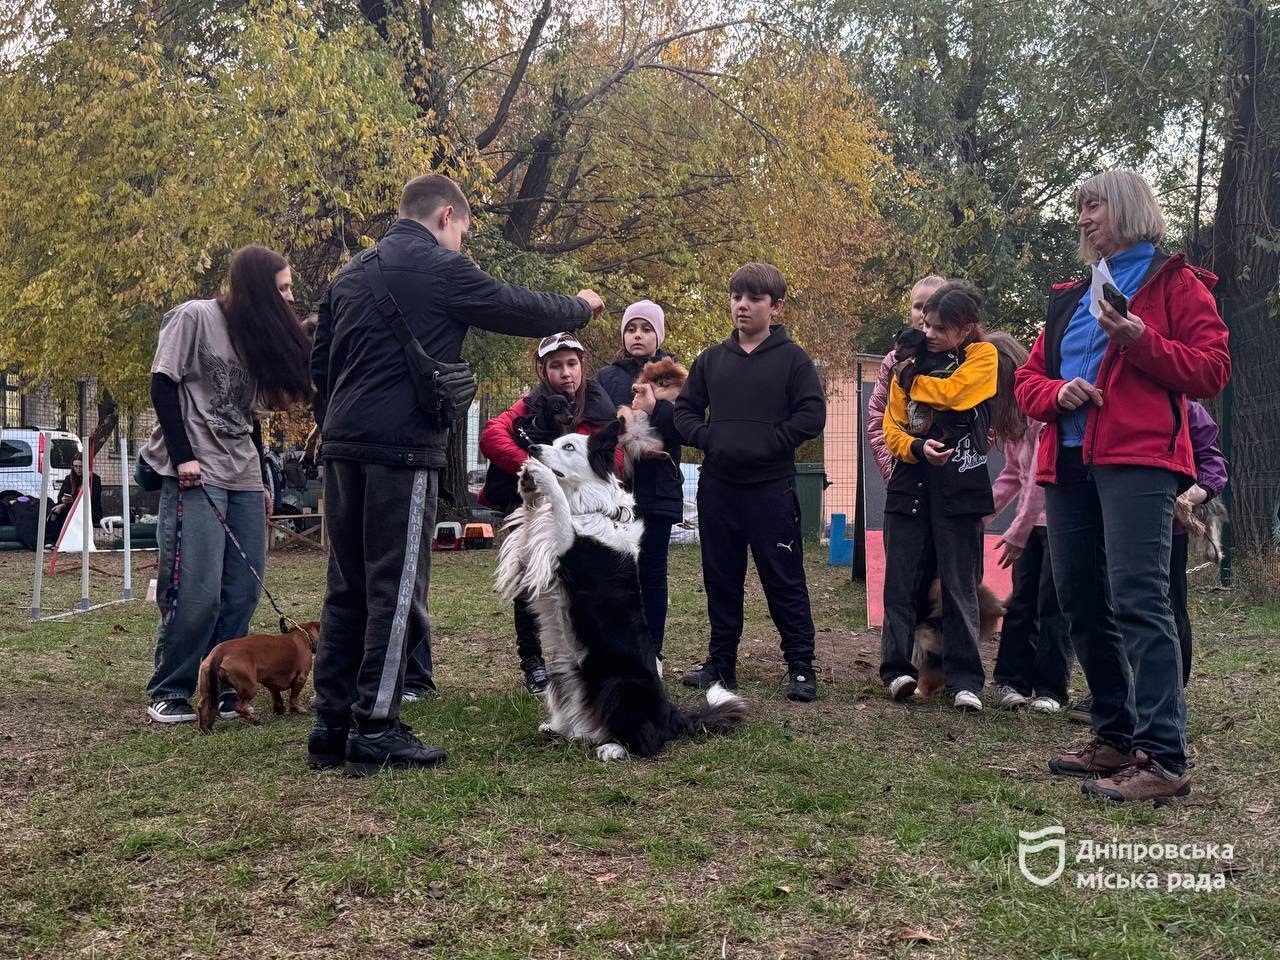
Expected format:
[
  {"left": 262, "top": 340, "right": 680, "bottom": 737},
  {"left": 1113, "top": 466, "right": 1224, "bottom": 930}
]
[{"left": 674, "top": 325, "right": 825, "bottom": 484}]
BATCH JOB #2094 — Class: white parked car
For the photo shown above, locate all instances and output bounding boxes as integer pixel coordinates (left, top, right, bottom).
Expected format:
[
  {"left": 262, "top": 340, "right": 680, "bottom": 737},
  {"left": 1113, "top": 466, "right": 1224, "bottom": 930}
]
[{"left": 0, "top": 428, "right": 83, "bottom": 505}]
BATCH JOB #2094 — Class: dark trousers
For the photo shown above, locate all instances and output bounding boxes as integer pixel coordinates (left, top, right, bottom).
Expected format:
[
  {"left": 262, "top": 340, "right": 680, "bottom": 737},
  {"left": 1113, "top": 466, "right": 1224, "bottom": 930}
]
[
  {"left": 514, "top": 596, "right": 540, "bottom": 665},
  {"left": 879, "top": 479, "right": 986, "bottom": 695},
  {"left": 1171, "top": 533, "right": 1192, "bottom": 687},
  {"left": 1044, "top": 447, "right": 1185, "bottom": 774},
  {"left": 314, "top": 460, "right": 437, "bottom": 732},
  {"left": 638, "top": 517, "right": 674, "bottom": 656},
  {"left": 992, "top": 526, "right": 1071, "bottom": 702},
  {"left": 697, "top": 473, "right": 815, "bottom": 673},
  {"left": 404, "top": 617, "right": 435, "bottom": 693}
]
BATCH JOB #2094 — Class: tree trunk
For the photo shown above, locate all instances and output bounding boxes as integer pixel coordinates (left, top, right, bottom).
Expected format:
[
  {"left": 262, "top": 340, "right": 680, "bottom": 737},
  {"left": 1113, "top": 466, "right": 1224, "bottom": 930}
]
[
  {"left": 437, "top": 419, "right": 470, "bottom": 524},
  {"left": 88, "top": 388, "right": 119, "bottom": 456},
  {"left": 1211, "top": 0, "right": 1280, "bottom": 549}
]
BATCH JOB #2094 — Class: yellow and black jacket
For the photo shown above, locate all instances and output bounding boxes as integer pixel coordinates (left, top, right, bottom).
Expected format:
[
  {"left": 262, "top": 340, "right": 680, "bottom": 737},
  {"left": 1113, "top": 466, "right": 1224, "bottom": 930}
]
[{"left": 882, "top": 340, "right": 998, "bottom": 517}]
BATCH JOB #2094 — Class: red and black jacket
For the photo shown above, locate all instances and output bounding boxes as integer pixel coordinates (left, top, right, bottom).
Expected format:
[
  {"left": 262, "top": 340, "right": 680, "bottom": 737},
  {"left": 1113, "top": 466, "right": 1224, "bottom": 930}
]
[{"left": 1015, "top": 251, "right": 1230, "bottom": 485}]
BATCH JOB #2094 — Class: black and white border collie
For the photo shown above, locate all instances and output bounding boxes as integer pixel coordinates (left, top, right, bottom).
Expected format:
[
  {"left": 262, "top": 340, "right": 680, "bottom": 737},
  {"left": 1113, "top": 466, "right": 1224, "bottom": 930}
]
[{"left": 494, "top": 419, "right": 746, "bottom": 761}]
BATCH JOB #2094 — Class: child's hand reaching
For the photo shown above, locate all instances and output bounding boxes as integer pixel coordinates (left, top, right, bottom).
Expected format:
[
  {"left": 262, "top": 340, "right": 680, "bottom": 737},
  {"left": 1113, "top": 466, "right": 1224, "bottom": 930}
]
[
  {"left": 996, "top": 539, "right": 1023, "bottom": 569},
  {"left": 630, "top": 382, "right": 657, "bottom": 415}
]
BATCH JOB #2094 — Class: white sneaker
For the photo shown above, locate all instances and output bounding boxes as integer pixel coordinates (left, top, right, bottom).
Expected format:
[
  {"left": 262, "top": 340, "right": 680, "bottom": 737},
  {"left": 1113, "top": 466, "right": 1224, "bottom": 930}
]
[
  {"left": 1029, "top": 696, "right": 1062, "bottom": 713},
  {"left": 953, "top": 690, "right": 983, "bottom": 712},
  {"left": 656, "top": 657, "right": 664, "bottom": 679},
  {"left": 994, "top": 684, "right": 1030, "bottom": 710},
  {"left": 889, "top": 675, "right": 918, "bottom": 701}
]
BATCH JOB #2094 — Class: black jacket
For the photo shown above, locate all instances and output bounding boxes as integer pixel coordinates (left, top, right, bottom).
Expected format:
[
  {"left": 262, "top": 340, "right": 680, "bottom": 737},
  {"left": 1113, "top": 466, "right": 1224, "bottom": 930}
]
[
  {"left": 673, "top": 326, "right": 825, "bottom": 485},
  {"left": 57, "top": 473, "right": 103, "bottom": 523},
  {"left": 885, "top": 359, "right": 995, "bottom": 519},
  {"left": 597, "top": 352, "right": 685, "bottom": 521},
  {"left": 312, "top": 219, "right": 591, "bottom": 468}
]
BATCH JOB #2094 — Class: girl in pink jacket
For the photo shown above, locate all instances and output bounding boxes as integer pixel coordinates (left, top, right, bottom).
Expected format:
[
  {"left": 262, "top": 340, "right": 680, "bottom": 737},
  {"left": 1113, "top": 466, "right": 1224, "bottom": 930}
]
[{"left": 985, "top": 332, "right": 1071, "bottom": 713}]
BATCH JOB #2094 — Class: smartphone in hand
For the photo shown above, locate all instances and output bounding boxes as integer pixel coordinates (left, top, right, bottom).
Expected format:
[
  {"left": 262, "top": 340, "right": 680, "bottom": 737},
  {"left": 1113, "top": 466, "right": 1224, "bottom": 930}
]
[{"left": 1101, "top": 282, "right": 1129, "bottom": 317}]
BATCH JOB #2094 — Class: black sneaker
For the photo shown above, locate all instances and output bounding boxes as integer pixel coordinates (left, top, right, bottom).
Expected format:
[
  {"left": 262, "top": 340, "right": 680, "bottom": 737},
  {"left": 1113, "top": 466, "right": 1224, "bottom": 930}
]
[
  {"left": 521, "top": 657, "right": 549, "bottom": 695},
  {"left": 1068, "top": 695, "right": 1093, "bottom": 725},
  {"left": 344, "top": 722, "right": 447, "bottom": 778},
  {"left": 307, "top": 715, "right": 350, "bottom": 770},
  {"left": 680, "top": 663, "right": 737, "bottom": 690},
  {"left": 786, "top": 666, "right": 817, "bottom": 703},
  {"left": 147, "top": 699, "right": 197, "bottom": 724},
  {"left": 218, "top": 690, "right": 238, "bottom": 720}
]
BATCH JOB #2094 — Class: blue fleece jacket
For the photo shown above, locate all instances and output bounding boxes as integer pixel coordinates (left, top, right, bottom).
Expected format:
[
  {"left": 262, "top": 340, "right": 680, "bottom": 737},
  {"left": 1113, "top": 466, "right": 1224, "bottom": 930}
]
[{"left": 1059, "top": 241, "right": 1156, "bottom": 447}]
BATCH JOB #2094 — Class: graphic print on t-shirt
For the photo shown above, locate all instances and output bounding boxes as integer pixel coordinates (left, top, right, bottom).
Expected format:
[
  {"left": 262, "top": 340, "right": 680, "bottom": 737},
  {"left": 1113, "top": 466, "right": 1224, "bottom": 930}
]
[{"left": 198, "top": 342, "right": 254, "bottom": 437}]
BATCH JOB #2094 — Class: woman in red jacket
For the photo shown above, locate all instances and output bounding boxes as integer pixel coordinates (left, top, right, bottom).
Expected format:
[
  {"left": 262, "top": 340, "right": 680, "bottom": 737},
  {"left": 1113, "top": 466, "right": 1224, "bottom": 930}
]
[
  {"left": 479, "top": 332, "right": 624, "bottom": 694},
  {"left": 1015, "top": 170, "right": 1230, "bottom": 803}
]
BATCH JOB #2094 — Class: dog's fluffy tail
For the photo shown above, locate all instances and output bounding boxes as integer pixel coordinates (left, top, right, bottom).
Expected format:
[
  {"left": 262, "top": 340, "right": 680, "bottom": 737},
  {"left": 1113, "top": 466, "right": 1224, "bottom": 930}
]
[
  {"left": 196, "top": 648, "right": 225, "bottom": 733},
  {"left": 681, "top": 682, "right": 748, "bottom": 736}
]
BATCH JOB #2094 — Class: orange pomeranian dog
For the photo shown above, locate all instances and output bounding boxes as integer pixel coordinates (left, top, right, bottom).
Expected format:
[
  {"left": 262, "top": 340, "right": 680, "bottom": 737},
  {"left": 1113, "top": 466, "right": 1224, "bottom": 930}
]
[{"left": 616, "top": 357, "right": 689, "bottom": 475}]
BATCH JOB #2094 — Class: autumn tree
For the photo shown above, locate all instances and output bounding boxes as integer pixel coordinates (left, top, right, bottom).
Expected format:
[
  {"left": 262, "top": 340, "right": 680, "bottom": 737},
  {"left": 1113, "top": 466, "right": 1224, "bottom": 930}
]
[
  {"left": 0, "top": 0, "right": 431, "bottom": 415},
  {"left": 792, "top": 0, "right": 1222, "bottom": 345},
  {"left": 0, "top": 0, "right": 900, "bottom": 512},
  {"left": 1211, "top": 0, "right": 1280, "bottom": 549}
]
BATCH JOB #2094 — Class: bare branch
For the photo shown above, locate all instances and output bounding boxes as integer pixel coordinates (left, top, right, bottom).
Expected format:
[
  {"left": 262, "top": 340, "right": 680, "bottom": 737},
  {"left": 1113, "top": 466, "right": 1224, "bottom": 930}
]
[
  {"left": 565, "top": 19, "right": 752, "bottom": 116},
  {"left": 638, "top": 62, "right": 779, "bottom": 147},
  {"left": 474, "top": 0, "right": 554, "bottom": 151}
]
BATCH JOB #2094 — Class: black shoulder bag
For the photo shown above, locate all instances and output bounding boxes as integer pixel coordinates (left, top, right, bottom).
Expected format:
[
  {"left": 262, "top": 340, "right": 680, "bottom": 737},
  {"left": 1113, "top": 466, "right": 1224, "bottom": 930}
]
[{"left": 358, "top": 246, "right": 477, "bottom": 431}]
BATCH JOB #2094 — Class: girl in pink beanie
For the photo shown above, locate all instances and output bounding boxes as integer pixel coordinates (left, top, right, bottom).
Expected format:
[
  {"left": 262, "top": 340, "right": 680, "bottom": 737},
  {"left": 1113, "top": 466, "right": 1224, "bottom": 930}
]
[
  {"left": 619, "top": 299, "right": 666, "bottom": 350},
  {"left": 596, "top": 300, "right": 683, "bottom": 668}
]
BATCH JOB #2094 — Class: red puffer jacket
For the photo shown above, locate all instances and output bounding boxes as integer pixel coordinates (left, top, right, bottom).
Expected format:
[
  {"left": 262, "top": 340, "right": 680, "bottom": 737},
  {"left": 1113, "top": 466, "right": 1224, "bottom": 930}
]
[
  {"left": 479, "top": 382, "right": 625, "bottom": 507},
  {"left": 1015, "top": 251, "right": 1230, "bottom": 485}
]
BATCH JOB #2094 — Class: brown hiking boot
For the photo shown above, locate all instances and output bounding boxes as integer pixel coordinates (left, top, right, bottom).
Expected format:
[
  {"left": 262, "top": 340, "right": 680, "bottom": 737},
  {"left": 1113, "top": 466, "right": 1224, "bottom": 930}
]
[
  {"left": 1082, "top": 755, "right": 1192, "bottom": 804},
  {"left": 1048, "top": 737, "right": 1136, "bottom": 778}
]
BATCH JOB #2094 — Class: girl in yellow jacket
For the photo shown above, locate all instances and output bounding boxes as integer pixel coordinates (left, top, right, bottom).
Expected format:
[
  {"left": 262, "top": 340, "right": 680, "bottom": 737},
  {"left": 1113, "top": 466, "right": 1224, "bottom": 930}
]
[{"left": 878, "top": 280, "right": 999, "bottom": 712}]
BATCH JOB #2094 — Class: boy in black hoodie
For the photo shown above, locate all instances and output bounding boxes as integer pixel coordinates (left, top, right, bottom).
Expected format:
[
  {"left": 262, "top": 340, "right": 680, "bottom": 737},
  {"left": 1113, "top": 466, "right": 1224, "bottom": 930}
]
[{"left": 674, "top": 263, "right": 827, "bottom": 701}]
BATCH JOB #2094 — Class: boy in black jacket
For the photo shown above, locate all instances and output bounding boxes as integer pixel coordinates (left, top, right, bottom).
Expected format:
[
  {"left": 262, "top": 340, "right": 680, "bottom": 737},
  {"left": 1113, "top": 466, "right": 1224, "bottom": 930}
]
[{"left": 674, "top": 263, "right": 826, "bottom": 701}]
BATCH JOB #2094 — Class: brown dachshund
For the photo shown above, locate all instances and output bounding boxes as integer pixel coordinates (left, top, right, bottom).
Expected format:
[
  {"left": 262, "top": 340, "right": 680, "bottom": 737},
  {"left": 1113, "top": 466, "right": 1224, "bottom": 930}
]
[{"left": 197, "top": 621, "right": 320, "bottom": 732}]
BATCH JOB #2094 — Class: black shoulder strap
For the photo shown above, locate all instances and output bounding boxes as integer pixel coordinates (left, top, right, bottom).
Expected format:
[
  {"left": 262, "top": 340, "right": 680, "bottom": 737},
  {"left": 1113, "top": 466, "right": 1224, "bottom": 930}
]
[{"left": 358, "top": 247, "right": 418, "bottom": 352}]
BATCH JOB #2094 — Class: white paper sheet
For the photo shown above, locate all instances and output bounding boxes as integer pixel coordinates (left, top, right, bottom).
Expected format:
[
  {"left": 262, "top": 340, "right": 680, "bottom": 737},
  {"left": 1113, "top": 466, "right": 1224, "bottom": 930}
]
[{"left": 1089, "top": 257, "right": 1117, "bottom": 320}]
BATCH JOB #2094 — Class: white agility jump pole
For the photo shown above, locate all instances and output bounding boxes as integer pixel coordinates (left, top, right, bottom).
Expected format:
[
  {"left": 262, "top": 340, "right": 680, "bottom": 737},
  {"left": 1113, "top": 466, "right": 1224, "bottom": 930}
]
[
  {"left": 30, "top": 428, "right": 140, "bottom": 621},
  {"left": 29, "top": 430, "right": 52, "bottom": 620},
  {"left": 79, "top": 430, "right": 91, "bottom": 610},
  {"left": 120, "top": 431, "right": 133, "bottom": 600}
]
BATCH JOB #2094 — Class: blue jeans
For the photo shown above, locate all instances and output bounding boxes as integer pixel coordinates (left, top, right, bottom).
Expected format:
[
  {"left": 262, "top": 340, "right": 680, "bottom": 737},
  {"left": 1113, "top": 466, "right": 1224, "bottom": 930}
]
[
  {"left": 1044, "top": 447, "right": 1185, "bottom": 774},
  {"left": 147, "top": 480, "right": 266, "bottom": 703}
]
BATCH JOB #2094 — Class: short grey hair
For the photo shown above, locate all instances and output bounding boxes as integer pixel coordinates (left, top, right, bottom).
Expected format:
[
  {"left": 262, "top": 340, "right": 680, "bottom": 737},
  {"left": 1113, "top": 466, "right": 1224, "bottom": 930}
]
[{"left": 1075, "top": 170, "right": 1166, "bottom": 263}]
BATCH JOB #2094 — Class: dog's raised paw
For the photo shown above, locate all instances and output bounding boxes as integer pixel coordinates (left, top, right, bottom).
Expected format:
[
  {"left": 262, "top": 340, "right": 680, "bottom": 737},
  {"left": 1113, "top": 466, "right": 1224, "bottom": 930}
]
[{"left": 595, "top": 742, "right": 628, "bottom": 762}]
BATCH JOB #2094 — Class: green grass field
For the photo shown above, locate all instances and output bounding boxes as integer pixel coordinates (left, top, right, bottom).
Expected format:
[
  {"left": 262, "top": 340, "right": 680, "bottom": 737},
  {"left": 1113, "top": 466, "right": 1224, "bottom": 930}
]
[{"left": 1, "top": 545, "right": 1277, "bottom": 959}]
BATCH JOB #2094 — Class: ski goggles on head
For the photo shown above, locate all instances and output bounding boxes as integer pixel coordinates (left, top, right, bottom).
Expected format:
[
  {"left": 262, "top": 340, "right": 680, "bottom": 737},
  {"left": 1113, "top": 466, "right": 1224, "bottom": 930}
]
[{"left": 536, "top": 332, "right": 585, "bottom": 358}]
